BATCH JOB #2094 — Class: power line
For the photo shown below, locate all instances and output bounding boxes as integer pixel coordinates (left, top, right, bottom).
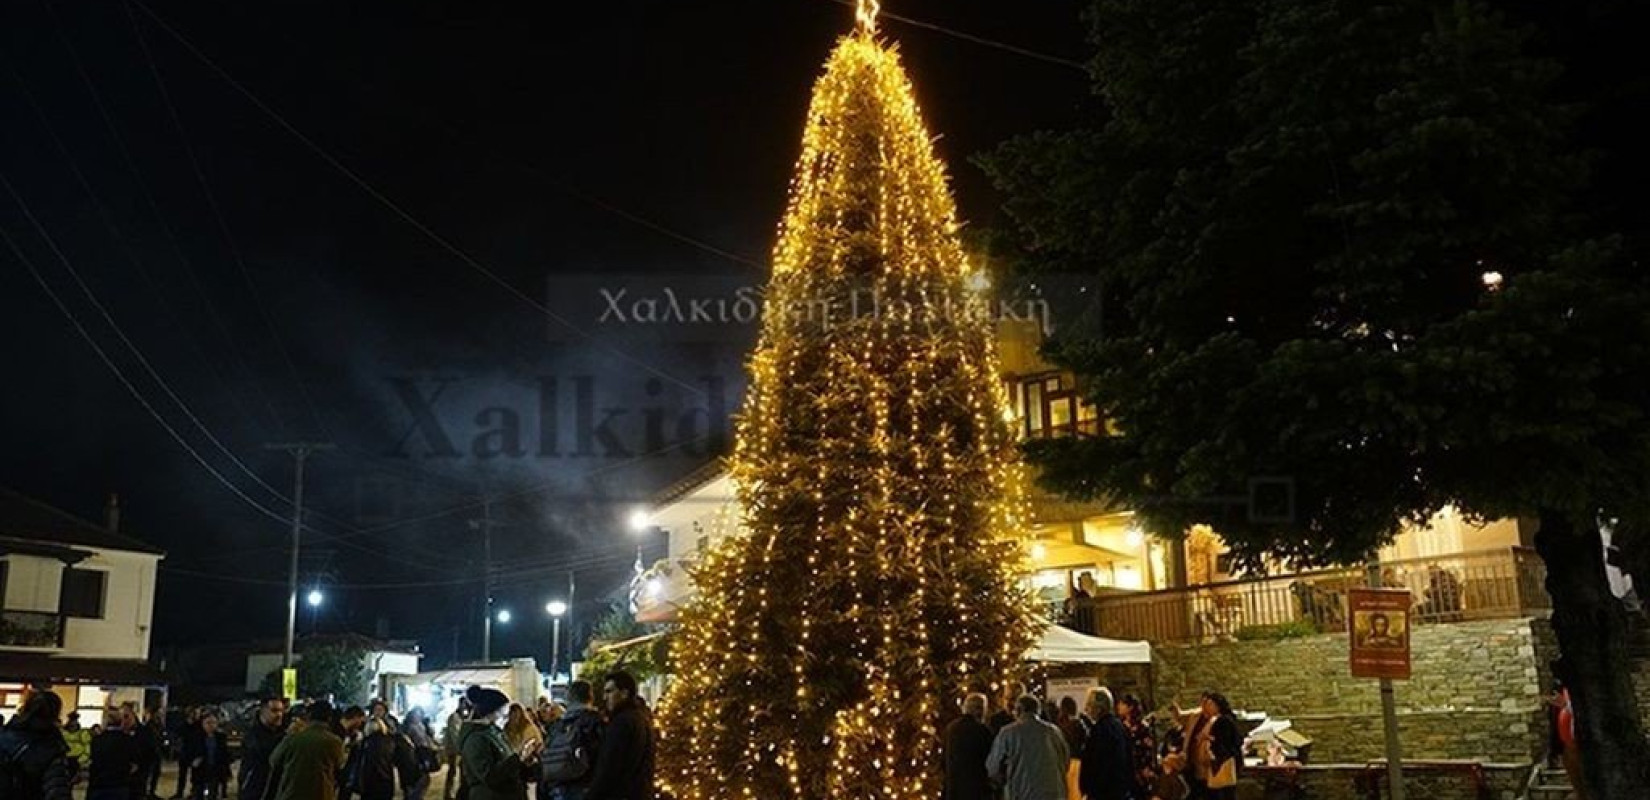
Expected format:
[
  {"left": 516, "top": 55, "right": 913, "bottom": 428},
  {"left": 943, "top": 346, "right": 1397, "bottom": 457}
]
[
  {"left": 0, "top": 179, "right": 295, "bottom": 528},
  {"left": 822, "top": 0, "right": 1087, "bottom": 71},
  {"left": 127, "top": 0, "right": 709, "bottom": 401},
  {"left": 117, "top": 0, "right": 333, "bottom": 441}
]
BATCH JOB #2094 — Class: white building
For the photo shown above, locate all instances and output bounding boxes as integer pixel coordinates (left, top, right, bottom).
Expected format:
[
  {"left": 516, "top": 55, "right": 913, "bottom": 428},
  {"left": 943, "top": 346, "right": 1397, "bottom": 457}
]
[
  {"left": 1, "top": 489, "right": 166, "bottom": 718},
  {"left": 244, "top": 634, "right": 422, "bottom": 704}
]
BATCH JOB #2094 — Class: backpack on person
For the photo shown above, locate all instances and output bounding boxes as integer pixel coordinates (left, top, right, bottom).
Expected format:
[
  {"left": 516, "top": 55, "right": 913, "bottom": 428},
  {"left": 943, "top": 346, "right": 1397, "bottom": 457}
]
[{"left": 540, "top": 711, "right": 600, "bottom": 784}]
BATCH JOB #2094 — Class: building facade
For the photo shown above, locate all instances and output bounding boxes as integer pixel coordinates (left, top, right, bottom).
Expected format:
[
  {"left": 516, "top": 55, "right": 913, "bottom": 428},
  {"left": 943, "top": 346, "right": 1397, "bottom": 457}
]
[
  {"left": 634, "top": 320, "right": 1544, "bottom": 638},
  {"left": 1, "top": 488, "right": 166, "bottom": 717}
]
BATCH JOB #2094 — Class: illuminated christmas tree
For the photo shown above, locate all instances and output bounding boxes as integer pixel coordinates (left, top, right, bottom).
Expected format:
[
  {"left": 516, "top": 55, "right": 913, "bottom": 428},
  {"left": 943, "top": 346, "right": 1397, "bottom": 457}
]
[{"left": 655, "top": 5, "right": 1037, "bottom": 798}]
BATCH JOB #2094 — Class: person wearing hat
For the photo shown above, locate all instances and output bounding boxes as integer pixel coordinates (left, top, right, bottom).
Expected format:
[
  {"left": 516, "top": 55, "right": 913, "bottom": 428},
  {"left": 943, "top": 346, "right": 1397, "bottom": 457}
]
[{"left": 459, "top": 686, "right": 542, "bottom": 800}]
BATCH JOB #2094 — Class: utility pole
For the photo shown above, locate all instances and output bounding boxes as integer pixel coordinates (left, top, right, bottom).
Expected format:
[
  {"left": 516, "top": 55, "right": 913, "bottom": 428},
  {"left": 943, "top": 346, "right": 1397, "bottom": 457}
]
[
  {"left": 566, "top": 569, "right": 577, "bottom": 677},
  {"left": 265, "top": 442, "right": 333, "bottom": 669},
  {"left": 470, "top": 497, "right": 499, "bottom": 663}
]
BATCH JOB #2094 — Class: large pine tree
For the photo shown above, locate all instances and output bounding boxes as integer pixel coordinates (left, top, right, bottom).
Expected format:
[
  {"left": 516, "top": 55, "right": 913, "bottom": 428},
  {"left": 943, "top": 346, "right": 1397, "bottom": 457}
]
[{"left": 655, "top": 12, "right": 1037, "bottom": 800}]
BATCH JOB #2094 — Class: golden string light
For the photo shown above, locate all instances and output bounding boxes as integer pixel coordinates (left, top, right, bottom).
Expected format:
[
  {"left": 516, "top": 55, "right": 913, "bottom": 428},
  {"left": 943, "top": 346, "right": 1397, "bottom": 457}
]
[{"left": 654, "top": 18, "right": 1036, "bottom": 800}]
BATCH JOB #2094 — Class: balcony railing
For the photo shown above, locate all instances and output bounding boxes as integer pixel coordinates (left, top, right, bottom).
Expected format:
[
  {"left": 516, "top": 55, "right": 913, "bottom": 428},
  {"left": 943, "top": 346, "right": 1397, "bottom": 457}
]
[
  {"left": 1062, "top": 547, "right": 1549, "bottom": 644},
  {"left": 0, "top": 609, "right": 67, "bottom": 649}
]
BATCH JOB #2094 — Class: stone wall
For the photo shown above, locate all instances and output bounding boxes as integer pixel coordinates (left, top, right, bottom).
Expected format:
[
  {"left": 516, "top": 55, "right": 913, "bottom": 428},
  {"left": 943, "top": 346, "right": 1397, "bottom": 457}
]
[
  {"left": 1152, "top": 618, "right": 1549, "bottom": 763},
  {"left": 1241, "top": 763, "right": 1529, "bottom": 800}
]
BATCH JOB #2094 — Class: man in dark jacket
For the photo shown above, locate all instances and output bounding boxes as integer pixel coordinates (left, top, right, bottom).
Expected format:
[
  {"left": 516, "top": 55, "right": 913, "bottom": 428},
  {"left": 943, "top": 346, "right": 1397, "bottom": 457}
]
[
  {"left": 238, "top": 698, "right": 288, "bottom": 800},
  {"left": 583, "top": 672, "right": 654, "bottom": 800},
  {"left": 540, "top": 681, "right": 603, "bottom": 800},
  {"left": 1076, "top": 688, "right": 1131, "bottom": 800},
  {"left": 988, "top": 682, "right": 1026, "bottom": 735},
  {"left": 86, "top": 711, "right": 138, "bottom": 800},
  {"left": 265, "top": 702, "right": 347, "bottom": 800},
  {"left": 941, "top": 693, "right": 994, "bottom": 800},
  {"left": 0, "top": 691, "right": 73, "bottom": 800}
]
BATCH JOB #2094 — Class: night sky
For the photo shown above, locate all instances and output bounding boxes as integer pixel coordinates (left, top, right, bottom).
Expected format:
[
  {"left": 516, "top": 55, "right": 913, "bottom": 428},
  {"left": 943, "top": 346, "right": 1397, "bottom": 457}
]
[{"left": 0, "top": 0, "right": 1089, "bottom": 664}]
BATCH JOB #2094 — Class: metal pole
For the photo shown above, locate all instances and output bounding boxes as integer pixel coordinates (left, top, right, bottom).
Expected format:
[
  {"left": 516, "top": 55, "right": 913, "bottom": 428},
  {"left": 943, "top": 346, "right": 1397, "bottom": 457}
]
[
  {"left": 265, "top": 442, "right": 332, "bottom": 669},
  {"left": 1366, "top": 561, "right": 1406, "bottom": 800},
  {"left": 550, "top": 617, "right": 561, "bottom": 685},
  {"left": 284, "top": 450, "right": 305, "bottom": 669},
  {"left": 482, "top": 498, "right": 494, "bottom": 663},
  {"left": 566, "top": 570, "right": 576, "bottom": 676}
]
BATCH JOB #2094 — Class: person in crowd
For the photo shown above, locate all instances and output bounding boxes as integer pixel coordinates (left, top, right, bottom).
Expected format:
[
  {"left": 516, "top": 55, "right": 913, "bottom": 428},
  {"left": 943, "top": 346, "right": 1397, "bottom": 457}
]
[
  {"left": 0, "top": 689, "right": 74, "bottom": 800},
  {"left": 86, "top": 709, "right": 138, "bottom": 800},
  {"left": 369, "top": 701, "right": 399, "bottom": 733},
  {"left": 265, "top": 701, "right": 348, "bottom": 800},
  {"left": 188, "top": 712, "right": 232, "bottom": 800},
  {"left": 458, "top": 685, "right": 542, "bottom": 800},
  {"left": 990, "top": 682, "right": 1028, "bottom": 734},
  {"left": 169, "top": 708, "right": 202, "bottom": 800},
  {"left": 396, "top": 717, "right": 433, "bottom": 800},
  {"left": 535, "top": 701, "right": 564, "bottom": 733},
  {"left": 1174, "top": 693, "right": 1240, "bottom": 800},
  {"left": 118, "top": 704, "right": 163, "bottom": 800},
  {"left": 1055, "top": 698, "right": 1083, "bottom": 754},
  {"left": 1074, "top": 688, "right": 1130, "bottom": 800},
  {"left": 941, "top": 693, "right": 994, "bottom": 800},
  {"left": 540, "top": 681, "right": 603, "bottom": 800},
  {"left": 338, "top": 706, "right": 370, "bottom": 800},
  {"left": 503, "top": 704, "right": 543, "bottom": 754},
  {"left": 441, "top": 700, "right": 470, "bottom": 800},
  {"left": 239, "top": 697, "right": 289, "bottom": 800},
  {"left": 143, "top": 709, "right": 167, "bottom": 799},
  {"left": 986, "top": 694, "right": 1070, "bottom": 800},
  {"left": 401, "top": 708, "right": 439, "bottom": 779},
  {"left": 1115, "top": 694, "right": 1157, "bottom": 800},
  {"left": 61, "top": 712, "right": 92, "bottom": 779},
  {"left": 582, "top": 671, "right": 655, "bottom": 800},
  {"left": 357, "top": 719, "right": 423, "bottom": 800}
]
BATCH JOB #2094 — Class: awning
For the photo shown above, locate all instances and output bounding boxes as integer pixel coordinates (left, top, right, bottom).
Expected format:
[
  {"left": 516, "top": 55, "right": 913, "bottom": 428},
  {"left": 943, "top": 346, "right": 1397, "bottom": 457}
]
[
  {"left": 595, "top": 631, "right": 669, "bottom": 654},
  {"left": 408, "top": 666, "right": 513, "bottom": 686},
  {"left": 0, "top": 654, "right": 168, "bottom": 686},
  {"left": 1028, "top": 622, "right": 1152, "bottom": 664}
]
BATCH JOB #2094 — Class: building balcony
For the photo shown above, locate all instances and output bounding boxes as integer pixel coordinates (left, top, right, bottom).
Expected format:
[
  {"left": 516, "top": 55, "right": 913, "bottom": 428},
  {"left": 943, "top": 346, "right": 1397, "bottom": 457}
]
[
  {"left": 1060, "top": 546, "right": 1549, "bottom": 644},
  {"left": 0, "top": 609, "right": 67, "bottom": 650}
]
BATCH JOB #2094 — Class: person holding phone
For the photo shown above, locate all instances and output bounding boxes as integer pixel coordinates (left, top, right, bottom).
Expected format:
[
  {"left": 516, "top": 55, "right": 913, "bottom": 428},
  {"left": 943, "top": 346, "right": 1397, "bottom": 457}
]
[{"left": 458, "top": 686, "right": 543, "bottom": 800}]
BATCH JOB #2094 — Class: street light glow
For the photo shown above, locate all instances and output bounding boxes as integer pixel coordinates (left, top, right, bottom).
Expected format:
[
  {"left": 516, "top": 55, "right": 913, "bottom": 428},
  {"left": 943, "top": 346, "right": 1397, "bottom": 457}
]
[
  {"left": 306, "top": 589, "right": 324, "bottom": 608},
  {"left": 546, "top": 600, "right": 568, "bottom": 617},
  {"left": 496, "top": 609, "right": 512, "bottom": 624},
  {"left": 628, "top": 508, "right": 652, "bottom": 533}
]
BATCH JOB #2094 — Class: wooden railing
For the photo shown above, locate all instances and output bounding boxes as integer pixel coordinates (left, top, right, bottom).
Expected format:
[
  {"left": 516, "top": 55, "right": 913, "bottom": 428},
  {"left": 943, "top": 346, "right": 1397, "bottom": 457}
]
[{"left": 1063, "top": 547, "right": 1548, "bottom": 644}]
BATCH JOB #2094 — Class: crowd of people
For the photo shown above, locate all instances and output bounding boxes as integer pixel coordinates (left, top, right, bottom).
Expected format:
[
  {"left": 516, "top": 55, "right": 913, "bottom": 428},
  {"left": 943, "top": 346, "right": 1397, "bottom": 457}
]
[
  {"left": 944, "top": 684, "right": 1242, "bottom": 800},
  {"left": 0, "top": 670, "right": 655, "bottom": 800}
]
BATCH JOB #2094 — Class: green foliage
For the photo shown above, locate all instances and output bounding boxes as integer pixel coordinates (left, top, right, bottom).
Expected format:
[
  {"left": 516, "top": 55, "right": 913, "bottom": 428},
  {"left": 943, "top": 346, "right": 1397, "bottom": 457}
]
[
  {"left": 577, "top": 603, "right": 665, "bottom": 685},
  {"left": 978, "top": 0, "right": 1631, "bottom": 570},
  {"left": 258, "top": 644, "right": 372, "bottom": 706},
  {"left": 1234, "top": 620, "right": 1319, "bottom": 641}
]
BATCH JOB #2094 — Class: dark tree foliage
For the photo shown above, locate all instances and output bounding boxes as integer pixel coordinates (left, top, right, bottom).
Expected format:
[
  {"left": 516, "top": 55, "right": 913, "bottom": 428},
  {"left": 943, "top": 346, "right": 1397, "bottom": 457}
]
[{"left": 981, "top": 0, "right": 1650, "bottom": 795}]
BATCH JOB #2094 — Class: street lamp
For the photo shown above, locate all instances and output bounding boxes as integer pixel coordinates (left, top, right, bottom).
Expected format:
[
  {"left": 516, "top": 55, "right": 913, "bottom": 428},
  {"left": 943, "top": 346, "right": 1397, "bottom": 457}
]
[
  {"left": 307, "top": 589, "right": 325, "bottom": 608},
  {"left": 496, "top": 608, "right": 513, "bottom": 624},
  {"left": 546, "top": 601, "right": 568, "bottom": 685},
  {"left": 627, "top": 508, "right": 652, "bottom": 533}
]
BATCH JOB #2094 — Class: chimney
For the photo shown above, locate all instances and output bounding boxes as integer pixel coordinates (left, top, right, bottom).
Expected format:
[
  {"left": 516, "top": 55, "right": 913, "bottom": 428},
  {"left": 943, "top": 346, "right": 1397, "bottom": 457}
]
[{"left": 105, "top": 493, "right": 121, "bottom": 532}]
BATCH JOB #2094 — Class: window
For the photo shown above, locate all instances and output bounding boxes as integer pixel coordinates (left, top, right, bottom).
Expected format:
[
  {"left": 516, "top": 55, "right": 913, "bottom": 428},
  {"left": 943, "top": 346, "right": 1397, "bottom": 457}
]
[
  {"left": 1006, "top": 372, "right": 1101, "bottom": 439},
  {"left": 60, "top": 568, "right": 107, "bottom": 619}
]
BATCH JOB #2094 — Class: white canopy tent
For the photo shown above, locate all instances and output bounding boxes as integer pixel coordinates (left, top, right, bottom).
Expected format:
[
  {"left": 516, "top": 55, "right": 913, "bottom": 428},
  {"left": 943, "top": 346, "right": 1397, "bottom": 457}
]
[{"left": 1028, "top": 622, "right": 1152, "bottom": 664}]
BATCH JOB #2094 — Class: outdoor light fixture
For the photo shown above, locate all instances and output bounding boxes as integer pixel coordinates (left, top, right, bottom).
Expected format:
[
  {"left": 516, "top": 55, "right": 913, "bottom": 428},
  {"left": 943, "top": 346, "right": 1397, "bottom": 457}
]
[
  {"left": 496, "top": 609, "right": 512, "bottom": 624},
  {"left": 628, "top": 508, "right": 652, "bottom": 533},
  {"left": 1029, "top": 541, "right": 1047, "bottom": 561},
  {"left": 306, "top": 588, "right": 324, "bottom": 608},
  {"left": 646, "top": 578, "right": 664, "bottom": 599},
  {"left": 546, "top": 600, "right": 568, "bottom": 617},
  {"left": 1481, "top": 270, "right": 1504, "bottom": 291}
]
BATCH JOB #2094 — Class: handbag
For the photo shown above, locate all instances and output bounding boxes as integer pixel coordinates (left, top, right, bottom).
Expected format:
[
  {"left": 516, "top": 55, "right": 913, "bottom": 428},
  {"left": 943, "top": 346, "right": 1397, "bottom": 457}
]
[{"left": 1208, "top": 756, "right": 1238, "bottom": 789}]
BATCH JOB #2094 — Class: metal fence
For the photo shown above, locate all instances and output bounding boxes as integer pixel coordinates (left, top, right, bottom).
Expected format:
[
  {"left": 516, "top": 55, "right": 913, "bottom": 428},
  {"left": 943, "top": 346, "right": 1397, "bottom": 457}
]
[{"left": 1063, "top": 547, "right": 1549, "bottom": 644}]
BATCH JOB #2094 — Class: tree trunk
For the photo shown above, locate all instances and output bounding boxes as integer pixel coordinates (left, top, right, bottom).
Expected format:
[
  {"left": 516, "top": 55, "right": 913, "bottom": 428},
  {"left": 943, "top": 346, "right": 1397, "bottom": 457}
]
[{"left": 1536, "top": 510, "right": 1650, "bottom": 800}]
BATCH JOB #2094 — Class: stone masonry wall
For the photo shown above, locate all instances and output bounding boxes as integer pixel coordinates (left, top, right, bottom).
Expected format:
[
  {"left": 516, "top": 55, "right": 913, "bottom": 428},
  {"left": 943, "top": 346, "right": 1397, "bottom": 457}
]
[{"left": 1152, "top": 618, "right": 1548, "bottom": 763}]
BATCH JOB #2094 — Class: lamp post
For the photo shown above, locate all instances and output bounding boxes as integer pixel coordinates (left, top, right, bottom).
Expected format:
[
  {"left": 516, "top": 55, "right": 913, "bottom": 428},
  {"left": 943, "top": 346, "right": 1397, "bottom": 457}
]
[{"left": 546, "top": 600, "right": 568, "bottom": 684}]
